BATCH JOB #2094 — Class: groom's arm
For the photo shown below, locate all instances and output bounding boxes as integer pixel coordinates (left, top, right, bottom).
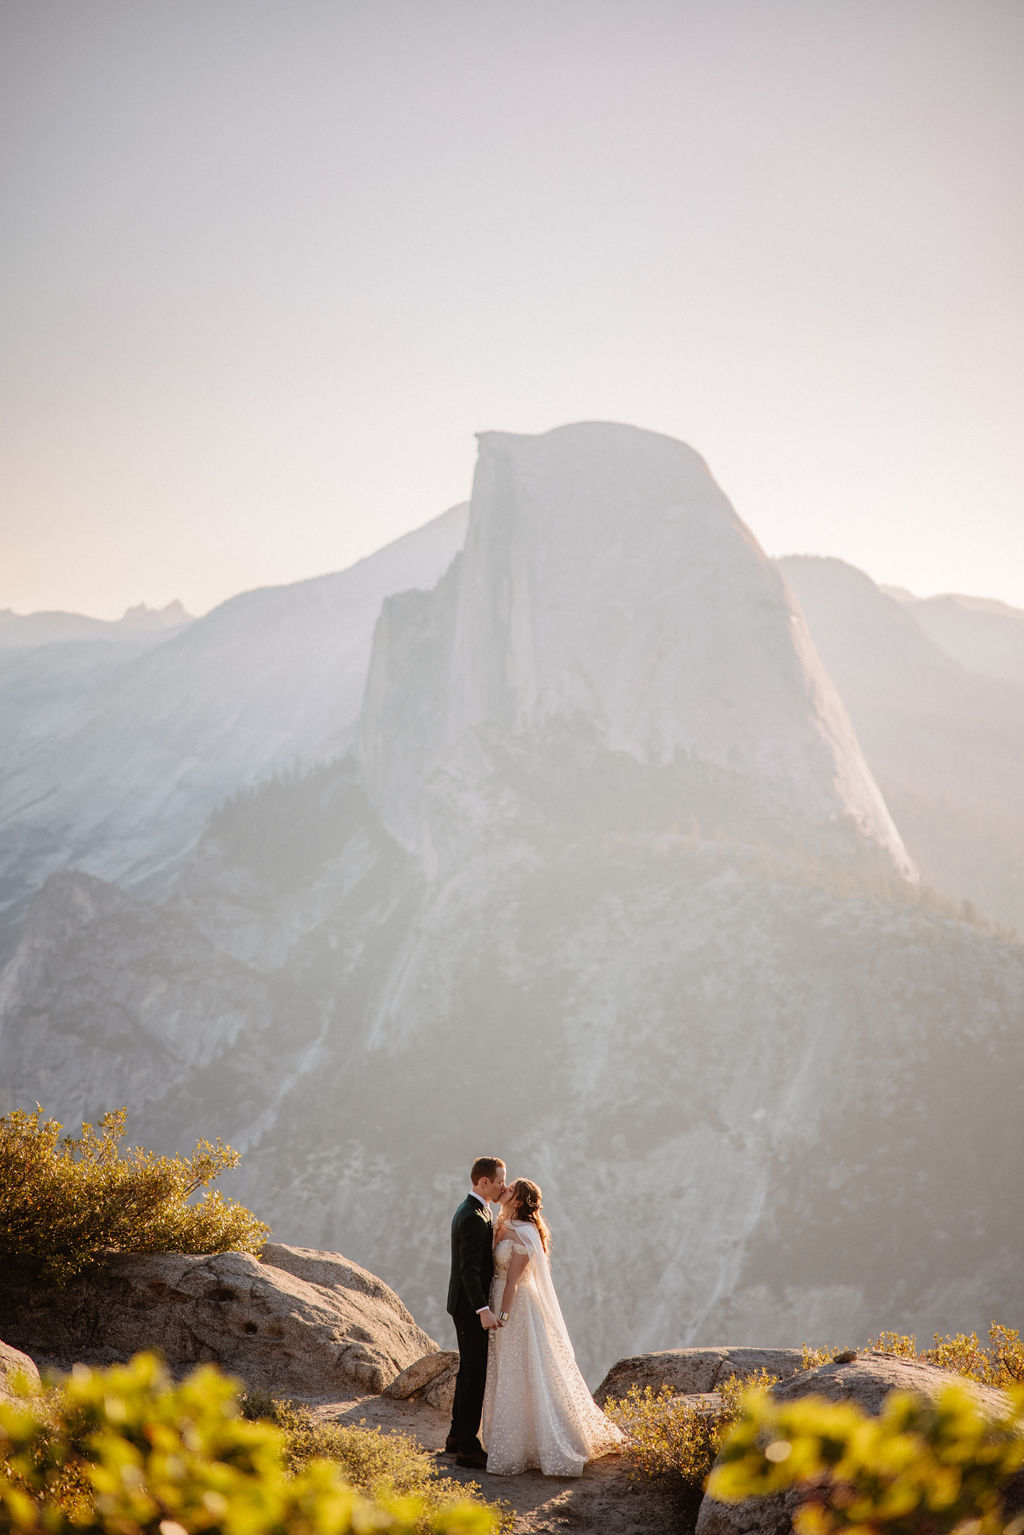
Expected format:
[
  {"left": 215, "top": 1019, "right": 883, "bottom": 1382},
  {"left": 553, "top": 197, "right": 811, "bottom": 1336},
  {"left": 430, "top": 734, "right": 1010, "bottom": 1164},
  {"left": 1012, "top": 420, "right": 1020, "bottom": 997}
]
[{"left": 455, "top": 1208, "right": 492, "bottom": 1313}]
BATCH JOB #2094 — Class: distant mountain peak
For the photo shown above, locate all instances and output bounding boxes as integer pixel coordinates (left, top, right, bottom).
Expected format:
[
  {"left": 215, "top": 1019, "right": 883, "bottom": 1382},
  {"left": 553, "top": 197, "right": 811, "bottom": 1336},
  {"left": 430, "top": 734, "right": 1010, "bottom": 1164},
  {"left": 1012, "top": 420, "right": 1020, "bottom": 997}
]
[
  {"left": 0, "top": 600, "right": 195, "bottom": 649},
  {"left": 361, "top": 422, "right": 915, "bottom": 878},
  {"left": 120, "top": 600, "right": 193, "bottom": 629},
  {"left": 882, "top": 585, "right": 1024, "bottom": 621}
]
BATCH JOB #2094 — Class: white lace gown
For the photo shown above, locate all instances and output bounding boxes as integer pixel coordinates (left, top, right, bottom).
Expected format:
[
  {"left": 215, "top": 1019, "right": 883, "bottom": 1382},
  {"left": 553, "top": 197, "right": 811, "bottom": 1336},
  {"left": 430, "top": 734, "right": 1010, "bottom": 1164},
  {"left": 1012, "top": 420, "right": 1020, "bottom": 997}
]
[{"left": 481, "top": 1221, "right": 624, "bottom": 1477}]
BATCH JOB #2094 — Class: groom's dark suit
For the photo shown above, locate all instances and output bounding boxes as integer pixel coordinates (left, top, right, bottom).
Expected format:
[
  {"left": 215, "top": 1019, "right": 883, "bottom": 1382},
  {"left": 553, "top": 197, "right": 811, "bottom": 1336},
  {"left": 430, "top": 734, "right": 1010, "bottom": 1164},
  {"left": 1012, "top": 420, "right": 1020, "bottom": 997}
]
[{"left": 446, "top": 1193, "right": 494, "bottom": 1456}]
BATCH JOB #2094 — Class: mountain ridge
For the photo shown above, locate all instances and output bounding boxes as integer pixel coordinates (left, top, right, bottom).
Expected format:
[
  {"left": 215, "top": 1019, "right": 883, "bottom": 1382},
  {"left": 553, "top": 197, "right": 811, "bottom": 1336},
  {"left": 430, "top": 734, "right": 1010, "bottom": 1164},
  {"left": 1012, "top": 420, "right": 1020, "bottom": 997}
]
[
  {"left": 3, "top": 424, "right": 1021, "bottom": 1380},
  {"left": 0, "top": 504, "right": 468, "bottom": 964},
  {"left": 782, "top": 554, "right": 1024, "bottom": 933}
]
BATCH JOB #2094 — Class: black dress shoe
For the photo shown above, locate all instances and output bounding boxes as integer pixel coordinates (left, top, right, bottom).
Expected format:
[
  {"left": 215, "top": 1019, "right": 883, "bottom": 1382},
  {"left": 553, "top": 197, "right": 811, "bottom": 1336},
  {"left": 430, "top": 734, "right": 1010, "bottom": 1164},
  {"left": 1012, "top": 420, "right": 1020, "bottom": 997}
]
[
  {"left": 444, "top": 1436, "right": 459, "bottom": 1454},
  {"left": 455, "top": 1449, "right": 488, "bottom": 1469}
]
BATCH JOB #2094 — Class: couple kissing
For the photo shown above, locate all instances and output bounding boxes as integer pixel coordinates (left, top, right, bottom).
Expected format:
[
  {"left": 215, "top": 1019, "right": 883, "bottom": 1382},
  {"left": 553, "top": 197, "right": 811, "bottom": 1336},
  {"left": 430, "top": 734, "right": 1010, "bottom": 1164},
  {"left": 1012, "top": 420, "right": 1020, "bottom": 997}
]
[{"left": 445, "top": 1155, "right": 623, "bottom": 1477}]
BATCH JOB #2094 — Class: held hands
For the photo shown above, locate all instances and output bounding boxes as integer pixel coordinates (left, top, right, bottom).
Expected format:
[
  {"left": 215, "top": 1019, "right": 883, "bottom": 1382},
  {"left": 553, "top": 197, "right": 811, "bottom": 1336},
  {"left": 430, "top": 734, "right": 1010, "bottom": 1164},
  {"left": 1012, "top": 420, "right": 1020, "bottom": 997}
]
[{"left": 479, "top": 1307, "right": 502, "bottom": 1330}]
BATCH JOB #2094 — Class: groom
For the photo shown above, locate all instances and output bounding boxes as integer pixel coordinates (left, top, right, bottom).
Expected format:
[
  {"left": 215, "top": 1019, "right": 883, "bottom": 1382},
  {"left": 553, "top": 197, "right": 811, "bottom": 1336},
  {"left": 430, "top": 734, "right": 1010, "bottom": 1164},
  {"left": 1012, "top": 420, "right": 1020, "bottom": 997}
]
[{"left": 445, "top": 1155, "right": 506, "bottom": 1468}]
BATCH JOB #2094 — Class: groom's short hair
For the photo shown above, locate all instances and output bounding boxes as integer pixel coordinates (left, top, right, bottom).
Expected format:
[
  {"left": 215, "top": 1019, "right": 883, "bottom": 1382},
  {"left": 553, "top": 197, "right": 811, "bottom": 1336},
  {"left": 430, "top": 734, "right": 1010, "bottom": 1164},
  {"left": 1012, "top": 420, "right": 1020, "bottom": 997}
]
[{"left": 471, "top": 1156, "right": 504, "bottom": 1183}]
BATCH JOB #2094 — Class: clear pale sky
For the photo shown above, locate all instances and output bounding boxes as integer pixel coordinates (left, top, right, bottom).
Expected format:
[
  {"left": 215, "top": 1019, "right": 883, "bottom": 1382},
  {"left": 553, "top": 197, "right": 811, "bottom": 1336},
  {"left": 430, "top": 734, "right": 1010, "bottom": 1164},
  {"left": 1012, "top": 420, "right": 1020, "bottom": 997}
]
[{"left": 2, "top": 0, "right": 1022, "bottom": 620}]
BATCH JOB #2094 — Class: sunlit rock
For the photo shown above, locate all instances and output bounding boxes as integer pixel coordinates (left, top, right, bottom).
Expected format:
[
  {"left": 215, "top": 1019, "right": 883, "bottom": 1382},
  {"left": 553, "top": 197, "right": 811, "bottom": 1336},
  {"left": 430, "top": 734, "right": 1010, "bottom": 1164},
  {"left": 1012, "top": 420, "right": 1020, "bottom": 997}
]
[{"left": 0, "top": 1243, "right": 437, "bottom": 1397}]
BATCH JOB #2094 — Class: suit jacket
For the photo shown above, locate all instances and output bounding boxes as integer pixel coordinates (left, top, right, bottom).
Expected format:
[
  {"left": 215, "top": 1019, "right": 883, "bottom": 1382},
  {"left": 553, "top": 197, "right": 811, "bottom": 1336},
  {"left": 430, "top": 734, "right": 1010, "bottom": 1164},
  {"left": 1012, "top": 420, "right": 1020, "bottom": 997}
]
[{"left": 446, "top": 1194, "right": 494, "bottom": 1316}]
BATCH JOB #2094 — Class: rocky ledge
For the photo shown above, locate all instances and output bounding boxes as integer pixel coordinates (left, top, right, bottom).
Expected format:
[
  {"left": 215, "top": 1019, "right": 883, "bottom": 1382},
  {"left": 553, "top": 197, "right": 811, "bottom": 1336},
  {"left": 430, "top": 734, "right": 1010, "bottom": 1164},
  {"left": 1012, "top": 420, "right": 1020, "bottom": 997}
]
[
  {"left": 594, "top": 1346, "right": 807, "bottom": 1404},
  {"left": 0, "top": 1243, "right": 438, "bottom": 1397},
  {"left": 0, "top": 1339, "right": 39, "bottom": 1400}
]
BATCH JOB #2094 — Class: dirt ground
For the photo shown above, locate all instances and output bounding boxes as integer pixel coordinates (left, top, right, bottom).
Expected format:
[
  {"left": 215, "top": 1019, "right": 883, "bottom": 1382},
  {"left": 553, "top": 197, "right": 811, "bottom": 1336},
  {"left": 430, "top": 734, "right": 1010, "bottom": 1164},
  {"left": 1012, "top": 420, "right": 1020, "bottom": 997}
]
[{"left": 315, "top": 1390, "right": 689, "bottom": 1535}]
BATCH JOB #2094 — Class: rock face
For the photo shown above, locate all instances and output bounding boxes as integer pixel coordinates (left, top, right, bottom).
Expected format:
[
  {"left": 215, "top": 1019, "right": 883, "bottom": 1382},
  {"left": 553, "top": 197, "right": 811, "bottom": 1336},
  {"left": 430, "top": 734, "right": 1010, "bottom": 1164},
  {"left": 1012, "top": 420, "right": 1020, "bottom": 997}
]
[
  {"left": 0, "top": 872, "right": 272, "bottom": 1107},
  {"left": 593, "top": 1348, "right": 807, "bottom": 1405},
  {"left": 362, "top": 425, "right": 914, "bottom": 877},
  {"left": 695, "top": 1352, "right": 1024, "bottom": 1535},
  {"left": 0, "top": 1245, "right": 437, "bottom": 1398},
  {"left": 770, "top": 1349, "right": 1014, "bottom": 1414},
  {"left": 0, "top": 1339, "right": 40, "bottom": 1399}
]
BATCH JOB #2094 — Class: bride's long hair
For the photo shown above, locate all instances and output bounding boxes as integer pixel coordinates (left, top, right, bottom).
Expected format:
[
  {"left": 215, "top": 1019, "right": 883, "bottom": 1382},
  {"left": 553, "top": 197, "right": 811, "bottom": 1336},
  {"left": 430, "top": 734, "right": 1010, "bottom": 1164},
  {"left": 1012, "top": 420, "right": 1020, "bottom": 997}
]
[{"left": 509, "top": 1178, "right": 552, "bottom": 1254}]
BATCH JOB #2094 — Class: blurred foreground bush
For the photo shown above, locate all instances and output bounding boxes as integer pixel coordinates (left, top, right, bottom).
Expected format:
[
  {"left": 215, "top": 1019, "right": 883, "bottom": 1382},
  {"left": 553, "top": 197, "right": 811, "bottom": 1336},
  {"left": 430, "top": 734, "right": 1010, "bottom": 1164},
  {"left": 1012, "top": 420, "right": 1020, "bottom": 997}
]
[
  {"left": 606, "top": 1326, "right": 1024, "bottom": 1508},
  {"left": 0, "top": 1108, "right": 269, "bottom": 1284},
  {"left": 0, "top": 1353, "right": 496, "bottom": 1535},
  {"left": 239, "top": 1393, "right": 511, "bottom": 1532},
  {"left": 710, "top": 1382, "right": 1024, "bottom": 1535}
]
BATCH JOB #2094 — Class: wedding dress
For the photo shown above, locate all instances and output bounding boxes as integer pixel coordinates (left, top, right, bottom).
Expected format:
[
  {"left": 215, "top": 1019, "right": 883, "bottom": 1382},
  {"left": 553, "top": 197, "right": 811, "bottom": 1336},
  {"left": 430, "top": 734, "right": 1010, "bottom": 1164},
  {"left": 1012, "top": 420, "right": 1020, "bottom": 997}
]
[{"left": 481, "top": 1220, "right": 624, "bottom": 1476}]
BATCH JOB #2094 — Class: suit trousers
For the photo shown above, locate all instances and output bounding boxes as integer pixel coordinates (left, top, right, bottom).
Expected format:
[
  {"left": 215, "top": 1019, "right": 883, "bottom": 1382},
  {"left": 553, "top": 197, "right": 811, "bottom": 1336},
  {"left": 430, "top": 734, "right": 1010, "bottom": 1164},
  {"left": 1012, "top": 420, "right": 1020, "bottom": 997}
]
[{"left": 449, "top": 1309, "right": 490, "bottom": 1453}]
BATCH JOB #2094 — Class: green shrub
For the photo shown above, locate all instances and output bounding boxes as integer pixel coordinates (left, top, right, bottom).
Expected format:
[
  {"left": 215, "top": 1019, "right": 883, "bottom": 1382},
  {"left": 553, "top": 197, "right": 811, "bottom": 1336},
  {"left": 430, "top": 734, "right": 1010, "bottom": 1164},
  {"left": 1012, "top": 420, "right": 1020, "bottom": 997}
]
[
  {"left": 709, "top": 1382, "right": 1024, "bottom": 1535},
  {"left": 602, "top": 1384, "right": 719, "bottom": 1494},
  {"left": 865, "top": 1324, "right": 1024, "bottom": 1389},
  {"left": 928, "top": 1325, "right": 1024, "bottom": 1388},
  {"left": 0, "top": 1352, "right": 497, "bottom": 1535},
  {"left": 238, "top": 1395, "right": 512, "bottom": 1534},
  {"left": 800, "top": 1344, "right": 841, "bottom": 1370},
  {"left": 603, "top": 1368, "right": 779, "bottom": 1499},
  {"left": 866, "top": 1329, "right": 919, "bottom": 1360},
  {"left": 0, "top": 1108, "right": 269, "bottom": 1284}
]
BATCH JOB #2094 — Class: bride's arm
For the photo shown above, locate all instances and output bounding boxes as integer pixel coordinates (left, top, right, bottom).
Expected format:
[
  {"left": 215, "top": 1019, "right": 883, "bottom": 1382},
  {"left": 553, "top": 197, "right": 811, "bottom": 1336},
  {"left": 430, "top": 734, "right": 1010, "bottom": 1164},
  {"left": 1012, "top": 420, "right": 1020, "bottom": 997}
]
[{"left": 498, "top": 1250, "right": 530, "bottom": 1318}]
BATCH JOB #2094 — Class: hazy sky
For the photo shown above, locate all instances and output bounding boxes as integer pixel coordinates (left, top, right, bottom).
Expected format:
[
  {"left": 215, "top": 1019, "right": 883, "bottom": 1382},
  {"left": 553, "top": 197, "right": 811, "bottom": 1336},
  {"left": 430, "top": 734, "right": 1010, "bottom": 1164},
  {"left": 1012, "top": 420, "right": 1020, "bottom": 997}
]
[{"left": 2, "top": 0, "right": 1022, "bottom": 619}]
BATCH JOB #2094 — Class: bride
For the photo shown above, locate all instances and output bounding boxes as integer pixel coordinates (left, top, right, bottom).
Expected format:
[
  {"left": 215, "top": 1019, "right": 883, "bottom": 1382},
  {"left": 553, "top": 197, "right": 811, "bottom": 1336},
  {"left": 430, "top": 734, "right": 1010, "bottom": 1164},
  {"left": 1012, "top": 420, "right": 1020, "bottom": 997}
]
[{"left": 481, "top": 1177, "right": 624, "bottom": 1477}]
